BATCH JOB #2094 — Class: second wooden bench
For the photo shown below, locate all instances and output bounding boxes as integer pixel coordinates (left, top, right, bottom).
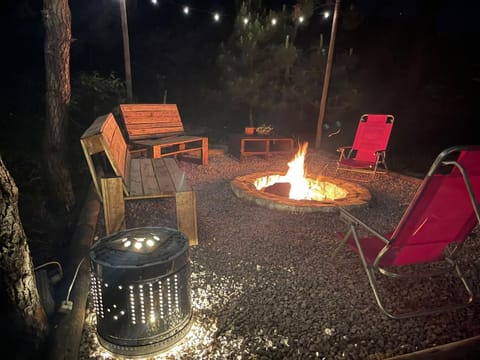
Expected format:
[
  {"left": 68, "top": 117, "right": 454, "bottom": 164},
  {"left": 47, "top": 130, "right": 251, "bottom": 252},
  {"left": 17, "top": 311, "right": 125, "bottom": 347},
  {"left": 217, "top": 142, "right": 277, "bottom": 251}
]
[{"left": 119, "top": 103, "right": 209, "bottom": 165}]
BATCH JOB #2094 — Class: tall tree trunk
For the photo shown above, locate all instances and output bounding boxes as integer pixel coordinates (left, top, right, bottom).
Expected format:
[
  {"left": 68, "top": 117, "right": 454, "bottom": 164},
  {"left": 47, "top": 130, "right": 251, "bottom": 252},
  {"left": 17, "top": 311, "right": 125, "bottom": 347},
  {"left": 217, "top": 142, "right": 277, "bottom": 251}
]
[
  {"left": 0, "top": 156, "right": 48, "bottom": 357},
  {"left": 42, "top": 0, "right": 75, "bottom": 212}
]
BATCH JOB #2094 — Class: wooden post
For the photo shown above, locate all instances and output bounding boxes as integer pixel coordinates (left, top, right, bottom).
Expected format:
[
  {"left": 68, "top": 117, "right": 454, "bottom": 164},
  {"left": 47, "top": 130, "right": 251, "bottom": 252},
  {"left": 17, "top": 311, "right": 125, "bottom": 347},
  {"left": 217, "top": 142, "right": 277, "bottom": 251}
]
[
  {"left": 315, "top": 0, "right": 340, "bottom": 149},
  {"left": 202, "top": 138, "right": 209, "bottom": 165},
  {"left": 119, "top": 0, "right": 133, "bottom": 103}
]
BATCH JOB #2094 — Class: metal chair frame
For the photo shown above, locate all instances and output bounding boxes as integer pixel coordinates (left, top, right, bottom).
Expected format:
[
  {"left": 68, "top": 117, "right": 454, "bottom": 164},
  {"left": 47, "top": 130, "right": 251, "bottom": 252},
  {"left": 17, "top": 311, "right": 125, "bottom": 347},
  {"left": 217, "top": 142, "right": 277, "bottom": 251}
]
[
  {"left": 334, "top": 145, "right": 480, "bottom": 319},
  {"left": 335, "top": 114, "right": 394, "bottom": 180}
]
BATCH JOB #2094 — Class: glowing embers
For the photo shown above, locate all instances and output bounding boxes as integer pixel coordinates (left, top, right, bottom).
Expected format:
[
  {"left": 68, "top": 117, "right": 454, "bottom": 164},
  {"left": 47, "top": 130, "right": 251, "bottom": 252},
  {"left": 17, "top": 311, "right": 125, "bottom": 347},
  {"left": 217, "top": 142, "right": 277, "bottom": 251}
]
[
  {"left": 89, "top": 227, "right": 192, "bottom": 357},
  {"left": 253, "top": 174, "right": 348, "bottom": 202}
]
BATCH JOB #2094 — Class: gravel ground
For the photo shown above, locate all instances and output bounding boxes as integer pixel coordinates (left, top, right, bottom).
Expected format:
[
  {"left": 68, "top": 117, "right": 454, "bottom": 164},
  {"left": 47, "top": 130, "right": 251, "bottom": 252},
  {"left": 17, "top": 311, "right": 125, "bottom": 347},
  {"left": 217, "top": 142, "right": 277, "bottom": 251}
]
[{"left": 79, "top": 149, "right": 480, "bottom": 359}]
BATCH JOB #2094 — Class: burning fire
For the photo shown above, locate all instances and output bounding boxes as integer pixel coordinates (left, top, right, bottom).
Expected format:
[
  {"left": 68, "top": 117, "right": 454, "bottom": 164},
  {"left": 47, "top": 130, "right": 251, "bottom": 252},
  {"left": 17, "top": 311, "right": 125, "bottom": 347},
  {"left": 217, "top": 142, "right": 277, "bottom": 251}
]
[
  {"left": 284, "top": 142, "right": 310, "bottom": 199},
  {"left": 254, "top": 142, "right": 347, "bottom": 201}
]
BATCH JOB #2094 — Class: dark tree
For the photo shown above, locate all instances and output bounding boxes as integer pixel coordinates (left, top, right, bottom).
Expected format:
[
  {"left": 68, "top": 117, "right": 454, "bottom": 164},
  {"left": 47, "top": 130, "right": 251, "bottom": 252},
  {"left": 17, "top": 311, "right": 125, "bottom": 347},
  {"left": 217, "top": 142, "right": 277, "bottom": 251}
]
[
  {"left": 42, "top": 0, "right": 75, "bottom": 212},
  {"left": 0, "top": 156, "right": 48, "bottom": 358},
  {"left": 217, "top": 1, "right": 323, "bottom": 131}
]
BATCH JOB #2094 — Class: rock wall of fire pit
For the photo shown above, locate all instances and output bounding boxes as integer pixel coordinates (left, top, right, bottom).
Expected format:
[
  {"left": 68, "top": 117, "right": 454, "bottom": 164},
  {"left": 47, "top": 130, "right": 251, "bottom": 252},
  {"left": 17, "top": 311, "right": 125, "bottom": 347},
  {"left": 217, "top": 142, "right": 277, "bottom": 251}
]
[{"left": 231, "top": 172, "right": 371, "bottom": 212}]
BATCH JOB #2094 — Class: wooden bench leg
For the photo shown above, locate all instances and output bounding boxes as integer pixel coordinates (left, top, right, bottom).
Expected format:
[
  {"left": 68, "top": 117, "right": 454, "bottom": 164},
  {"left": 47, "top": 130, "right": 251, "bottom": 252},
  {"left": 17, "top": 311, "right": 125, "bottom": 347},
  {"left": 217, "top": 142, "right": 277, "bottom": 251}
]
[
  {"left": 176, "top": 191, "right": 198, "bottom": 246},
  {"left": 202, "top": 138, "right": 209, "bottom": 166},
  {"left": 101, "top": 177, "right": 126, "bottom": 235}
]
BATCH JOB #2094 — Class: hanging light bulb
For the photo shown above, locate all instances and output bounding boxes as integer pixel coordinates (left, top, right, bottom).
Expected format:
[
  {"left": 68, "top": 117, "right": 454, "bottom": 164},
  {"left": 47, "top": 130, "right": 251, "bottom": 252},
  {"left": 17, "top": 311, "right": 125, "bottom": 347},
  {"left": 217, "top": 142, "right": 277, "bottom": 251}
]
[
  {"left": 183, "top": 6, "right": 189, "bottom": 15},
  {"left": 324, "top": 11, "right": 330, "bottom": 19},
  {"left": 271, "top": 18, "right": 277, "bottom": 25},
  {"left": 298, "top": 16, "right": 305, "bottom": 23},
  {"left": 243, "top": 17, "right": 249, "bottom": 25},
  {"left": 213, "top": 12, "right": 220, "bottom": 22},
  {"left": 151, "top": 0, "right": 158, "bottom": 5}
]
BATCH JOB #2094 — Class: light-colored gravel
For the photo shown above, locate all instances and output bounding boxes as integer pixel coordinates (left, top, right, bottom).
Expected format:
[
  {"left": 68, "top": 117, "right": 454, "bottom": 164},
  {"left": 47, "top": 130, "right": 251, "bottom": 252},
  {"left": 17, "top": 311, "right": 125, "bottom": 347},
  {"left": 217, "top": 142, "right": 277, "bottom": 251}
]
[{"left": 79, "top": 149, "right": 480, "bottom": 359}]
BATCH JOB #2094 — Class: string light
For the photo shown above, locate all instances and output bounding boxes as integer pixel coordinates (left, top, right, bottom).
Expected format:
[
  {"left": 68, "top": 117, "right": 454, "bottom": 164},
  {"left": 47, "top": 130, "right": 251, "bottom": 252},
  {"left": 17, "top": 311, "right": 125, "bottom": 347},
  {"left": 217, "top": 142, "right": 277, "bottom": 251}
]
[{"left": 154, "top": 0, "right": 335, "bottom": 26}]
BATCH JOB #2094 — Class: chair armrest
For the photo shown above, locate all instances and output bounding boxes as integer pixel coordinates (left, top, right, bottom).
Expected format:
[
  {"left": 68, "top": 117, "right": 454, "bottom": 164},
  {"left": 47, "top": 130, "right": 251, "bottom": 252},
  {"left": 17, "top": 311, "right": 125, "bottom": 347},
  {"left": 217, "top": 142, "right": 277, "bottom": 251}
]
[
  {"left": 337, "top": 146, "right": 352, "bottom": 161},
  {"left": 337, "top": 146, "right": 352, "bottom": 153},
  {"left": 339, "top": 208, "right": 390, "bottom": 245}
]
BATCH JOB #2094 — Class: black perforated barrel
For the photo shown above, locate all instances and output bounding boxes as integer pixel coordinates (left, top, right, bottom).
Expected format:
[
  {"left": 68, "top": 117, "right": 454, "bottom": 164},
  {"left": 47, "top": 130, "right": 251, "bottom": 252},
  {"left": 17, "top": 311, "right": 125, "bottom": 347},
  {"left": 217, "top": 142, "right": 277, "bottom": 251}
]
[{"left": 89, "top": 227, "right": 192, "bottom": 357}]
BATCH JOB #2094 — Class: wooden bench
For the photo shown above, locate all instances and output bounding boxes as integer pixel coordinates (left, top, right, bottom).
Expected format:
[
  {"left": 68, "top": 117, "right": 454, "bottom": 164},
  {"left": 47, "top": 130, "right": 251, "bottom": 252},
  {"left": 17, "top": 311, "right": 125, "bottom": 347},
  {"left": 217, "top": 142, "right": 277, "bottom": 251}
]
[
  {"left": 119, "top": 104, "right": 209, "bottom": 165},
  {"left": 80, "top": 113, "right": 198, "bottom": 246}
]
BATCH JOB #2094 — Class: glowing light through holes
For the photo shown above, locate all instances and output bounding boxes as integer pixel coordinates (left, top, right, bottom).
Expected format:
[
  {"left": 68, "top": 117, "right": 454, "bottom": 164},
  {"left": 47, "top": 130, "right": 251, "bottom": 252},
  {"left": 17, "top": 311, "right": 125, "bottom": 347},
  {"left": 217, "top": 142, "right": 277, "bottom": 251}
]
[
  {"left": 120, "top": 234, "right": 161, "bottom": 252},
  {"left": 129, "top": 285, "right": 136, "bottom": 325}
]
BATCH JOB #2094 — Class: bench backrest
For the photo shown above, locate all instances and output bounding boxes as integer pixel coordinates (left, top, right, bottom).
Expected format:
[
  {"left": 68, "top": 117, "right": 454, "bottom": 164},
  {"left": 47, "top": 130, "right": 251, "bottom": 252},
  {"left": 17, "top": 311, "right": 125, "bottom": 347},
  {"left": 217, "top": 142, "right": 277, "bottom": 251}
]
[
  {"left": 80, "top": 113, "right": 129, "bottom": 197},
  {"left": 101, "top": 113, "right": 129, "bottom": 181},
  {"left": 120, "top": 104, "right": 185, "bottom": 140}
]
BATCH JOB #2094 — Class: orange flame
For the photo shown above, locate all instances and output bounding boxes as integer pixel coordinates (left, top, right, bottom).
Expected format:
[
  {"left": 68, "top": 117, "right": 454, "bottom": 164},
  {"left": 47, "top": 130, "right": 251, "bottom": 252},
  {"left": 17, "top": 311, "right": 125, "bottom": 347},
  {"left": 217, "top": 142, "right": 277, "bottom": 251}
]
[{"left": 284, "top": 142, "right": 309, "bottom": 199}]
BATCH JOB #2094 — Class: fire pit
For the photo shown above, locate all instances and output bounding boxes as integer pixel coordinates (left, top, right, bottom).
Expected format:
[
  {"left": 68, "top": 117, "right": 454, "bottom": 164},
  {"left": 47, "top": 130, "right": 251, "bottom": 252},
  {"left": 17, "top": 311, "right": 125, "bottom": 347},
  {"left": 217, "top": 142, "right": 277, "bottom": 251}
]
[{"left": 231, "top": 142, "right": 371, "bottom": 212}]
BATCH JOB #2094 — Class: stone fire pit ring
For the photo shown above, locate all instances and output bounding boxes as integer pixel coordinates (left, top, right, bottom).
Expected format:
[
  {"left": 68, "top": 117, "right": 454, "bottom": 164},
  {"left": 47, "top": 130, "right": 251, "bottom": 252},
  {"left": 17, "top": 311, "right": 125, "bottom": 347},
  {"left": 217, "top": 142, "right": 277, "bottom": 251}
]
[{"left": 231, "top": 171, "right": 371, "bottom": 213}]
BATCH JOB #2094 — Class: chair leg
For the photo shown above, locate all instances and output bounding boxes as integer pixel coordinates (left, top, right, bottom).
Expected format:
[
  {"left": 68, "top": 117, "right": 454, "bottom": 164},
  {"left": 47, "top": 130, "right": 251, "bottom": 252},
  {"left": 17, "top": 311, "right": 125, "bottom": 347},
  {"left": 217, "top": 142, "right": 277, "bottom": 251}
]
[
  {"left": 332, "top": 227, "right": 353, "bottom": 260},
  {"left": 354, "top": 233, "right": 475, "bottom": 319},
  {"left": 454, "top": 263, "right": 475, "bottom": 304}
]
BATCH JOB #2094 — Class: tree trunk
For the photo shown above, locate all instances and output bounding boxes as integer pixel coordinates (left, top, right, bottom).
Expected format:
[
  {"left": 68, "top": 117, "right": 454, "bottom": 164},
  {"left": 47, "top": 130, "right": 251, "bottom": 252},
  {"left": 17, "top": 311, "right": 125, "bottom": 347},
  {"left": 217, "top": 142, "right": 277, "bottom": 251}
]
[
  {"left": 42, "top": 0, "right": 75, "bottom": 212},
  {"left": 0, "top": 156, "right": 48, "bottom": 357}
]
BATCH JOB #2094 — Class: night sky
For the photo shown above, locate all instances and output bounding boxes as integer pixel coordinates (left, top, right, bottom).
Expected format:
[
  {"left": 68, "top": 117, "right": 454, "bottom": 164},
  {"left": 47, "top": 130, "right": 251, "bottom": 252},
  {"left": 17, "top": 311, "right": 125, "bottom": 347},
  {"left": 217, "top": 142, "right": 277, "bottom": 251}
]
[{"left": 1, "top": 0, "right": 480, "bottom": 173}]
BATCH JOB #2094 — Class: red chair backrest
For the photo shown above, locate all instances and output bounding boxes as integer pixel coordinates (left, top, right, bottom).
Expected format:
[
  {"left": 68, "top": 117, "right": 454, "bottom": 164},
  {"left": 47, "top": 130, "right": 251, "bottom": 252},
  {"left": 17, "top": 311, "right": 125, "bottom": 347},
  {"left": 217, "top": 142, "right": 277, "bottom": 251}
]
[
  {"left": 385, "top": 147, "right": 480, "bottom": 266},
  {"left": 352, "top": 114, "right": 395, "bottom": 163}
]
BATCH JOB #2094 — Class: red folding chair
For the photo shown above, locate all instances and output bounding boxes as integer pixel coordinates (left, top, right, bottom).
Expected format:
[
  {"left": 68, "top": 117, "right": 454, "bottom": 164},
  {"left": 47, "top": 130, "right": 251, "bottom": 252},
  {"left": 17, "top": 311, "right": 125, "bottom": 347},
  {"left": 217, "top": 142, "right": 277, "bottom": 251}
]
[
  {"left": 336, "top": 114, "right": 394, "bottom": 180},
  {"left": 334, "top": 145, "right": 480, "bottom": 319}
]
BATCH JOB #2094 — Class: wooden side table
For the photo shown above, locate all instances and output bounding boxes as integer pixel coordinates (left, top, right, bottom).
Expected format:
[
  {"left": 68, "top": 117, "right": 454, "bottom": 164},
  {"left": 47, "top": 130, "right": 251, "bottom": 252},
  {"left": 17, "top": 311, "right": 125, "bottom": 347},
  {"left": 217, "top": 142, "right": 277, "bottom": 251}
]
[{"left": 229, "top": 134, "right": 295, "bottom": 161}]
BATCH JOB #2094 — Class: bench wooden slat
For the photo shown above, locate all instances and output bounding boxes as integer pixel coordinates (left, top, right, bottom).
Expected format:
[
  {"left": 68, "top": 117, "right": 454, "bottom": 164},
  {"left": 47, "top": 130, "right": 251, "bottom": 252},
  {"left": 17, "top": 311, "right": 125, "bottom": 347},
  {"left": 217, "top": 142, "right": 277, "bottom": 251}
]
[
  {"left": 127, "top": 159, "right": 143, "bottom": 196},
  {"left": 139, "top": 158, "right": 161, "bottom": 196},
  {"left": 120, "top": 104, "right": 180, "bottom": 113},
  {"left": 151, "top": 158, "right": 178, "bottom": 194},
  {"left": 135, "top": 136, "right": 205, "bottom": 147},
  {"left": 122, "top": 120, "right": 182, "bottom": 127},
  {"left": 164, "top": 158, "right": 191, "bottom": 193},
  {"left": 126, "top": 125, "right": 184, "bottom": 137}
]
